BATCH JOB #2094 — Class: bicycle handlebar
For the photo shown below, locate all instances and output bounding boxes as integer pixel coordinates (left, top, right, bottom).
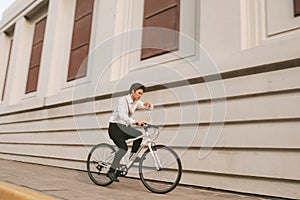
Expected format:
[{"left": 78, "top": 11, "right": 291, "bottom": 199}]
[
  {"left": 145, "top": 124, "right": 159, "bottom": 128},
  {"left": 134, "top": 122, "right": 159, "bottom": 128},
  {"left": 142, "top": 123, "right": 160, "bottom": 131}
]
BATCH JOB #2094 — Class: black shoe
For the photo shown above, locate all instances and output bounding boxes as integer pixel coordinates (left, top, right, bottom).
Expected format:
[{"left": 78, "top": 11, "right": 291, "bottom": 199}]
[{"left": 107, "top": 171, "right": 120, "bottom": 182}]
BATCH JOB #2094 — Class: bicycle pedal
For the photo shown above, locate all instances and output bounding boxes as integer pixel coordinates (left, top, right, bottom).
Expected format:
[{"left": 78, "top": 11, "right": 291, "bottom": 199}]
[
  {"left": 116, "top": 170, "right": 127, "bottom": 177},
  {"left": 116, "top": 165, "right": 128, "bottom": 177}
]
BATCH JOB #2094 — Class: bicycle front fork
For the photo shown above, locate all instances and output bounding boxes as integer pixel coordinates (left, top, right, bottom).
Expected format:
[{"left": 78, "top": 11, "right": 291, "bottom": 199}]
[{"left": 148, "top": 142, "right": 163, "bottom": 170}]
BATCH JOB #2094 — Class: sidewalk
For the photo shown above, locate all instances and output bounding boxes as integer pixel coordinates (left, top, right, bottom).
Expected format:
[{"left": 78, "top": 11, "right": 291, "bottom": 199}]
[{"left": 0, "top": 159, "right": 275, "bottom": 200}]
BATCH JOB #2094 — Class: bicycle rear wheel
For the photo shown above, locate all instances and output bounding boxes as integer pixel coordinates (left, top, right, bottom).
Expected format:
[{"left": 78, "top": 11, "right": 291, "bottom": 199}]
[
  {"left": 87, "top": 143, "right": 115, "bottom": 186},
  {"left": 139, "top": 145, "right": 182, "bottom": 194}
]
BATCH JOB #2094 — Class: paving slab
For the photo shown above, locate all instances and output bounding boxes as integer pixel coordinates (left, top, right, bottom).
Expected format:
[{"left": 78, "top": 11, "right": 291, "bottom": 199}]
[{"left": 0, "top": 159, "right": 279, "bottom": 200}]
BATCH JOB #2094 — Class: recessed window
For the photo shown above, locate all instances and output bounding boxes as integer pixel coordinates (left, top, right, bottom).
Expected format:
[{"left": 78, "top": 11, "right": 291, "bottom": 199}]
[
  {"left": 1, "top": 39, "right": 13, "bottom": 100},
  {"left": 294, "top": 0, "right": 300, "bottom": 17},
  {"left": 141, "top": 0, "right": 180, "bottom": 60},
  {"left": 67, "top": 0, "right": 94, "bottom": 81},
  {"left": 25, "top": 17, "right": 47, "bottom": 94}
]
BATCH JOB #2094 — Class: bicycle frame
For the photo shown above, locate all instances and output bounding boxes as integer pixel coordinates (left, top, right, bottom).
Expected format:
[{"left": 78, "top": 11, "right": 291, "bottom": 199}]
[{"left": 100, "top": 125, "right": 162, "bottom": 171}]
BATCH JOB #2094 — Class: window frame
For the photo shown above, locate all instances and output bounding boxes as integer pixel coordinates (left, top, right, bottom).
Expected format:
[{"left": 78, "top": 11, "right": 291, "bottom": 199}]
[{"left": 128, "top": 0, "right": 196, "bottom": 73}]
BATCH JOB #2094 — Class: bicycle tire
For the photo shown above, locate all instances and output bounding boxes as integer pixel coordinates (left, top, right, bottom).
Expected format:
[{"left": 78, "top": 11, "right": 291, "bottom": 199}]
[
  {"left": 87, "top": 143, "right": 115, "bottom": 186},
  {"left": 139, "top": 145, "right": 182, "bottom": 194}
]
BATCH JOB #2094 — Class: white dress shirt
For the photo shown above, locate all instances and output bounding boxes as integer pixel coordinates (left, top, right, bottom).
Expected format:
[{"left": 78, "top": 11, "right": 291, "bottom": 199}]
[{"left": 109, "top": 94, "right": 153, "bottom": 126}]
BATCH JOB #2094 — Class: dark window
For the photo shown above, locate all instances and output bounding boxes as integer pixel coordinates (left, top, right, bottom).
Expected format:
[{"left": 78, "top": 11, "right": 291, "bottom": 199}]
[
  {"left": 25, "top": 17, "right": 47, "bottom": 94},
  {"left": 67, "top": 0, "right": 94, "bottom": 81},
  {"left": 295, "top": 0, "right": 300, "bottom": 17},
  {"left": 1, "top": 40, "right": 13, "bottom": 101},
  {"left": 141, "top": 0, "right": 180, "bottom": 60}
]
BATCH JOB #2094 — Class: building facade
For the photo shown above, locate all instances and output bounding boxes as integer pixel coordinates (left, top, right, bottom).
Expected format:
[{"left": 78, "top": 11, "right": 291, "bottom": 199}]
[{"left": 0, "top": 0, "right": 300, "bottom": 199}]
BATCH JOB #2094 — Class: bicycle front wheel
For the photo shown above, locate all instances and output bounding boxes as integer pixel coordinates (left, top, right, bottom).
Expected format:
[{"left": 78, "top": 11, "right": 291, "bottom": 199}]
[
  {"left": 139, "top": 145, "right": 182, "bottom": 194},
  {"left": 87, "top": 143, "right": 115, "bottom": 186}
]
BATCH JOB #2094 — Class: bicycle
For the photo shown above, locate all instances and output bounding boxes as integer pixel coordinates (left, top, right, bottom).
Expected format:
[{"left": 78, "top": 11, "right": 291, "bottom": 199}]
[{"left": 87, "top": 124, "right": 182, "bottom": 194}]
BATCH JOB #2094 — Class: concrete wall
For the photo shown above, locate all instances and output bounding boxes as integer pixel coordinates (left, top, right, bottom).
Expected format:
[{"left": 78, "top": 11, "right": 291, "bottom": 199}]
[{"left": 0, "top": 0, "right": 299, "bottom": 199}]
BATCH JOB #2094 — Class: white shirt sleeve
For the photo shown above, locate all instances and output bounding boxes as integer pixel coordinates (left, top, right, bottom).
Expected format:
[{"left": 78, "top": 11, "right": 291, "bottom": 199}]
[
  {"left": 136, "top": 100, "right": 154, "bottom": 110},
  {"left": 116, "top": 97, "right": 135, "bottom": 125}
]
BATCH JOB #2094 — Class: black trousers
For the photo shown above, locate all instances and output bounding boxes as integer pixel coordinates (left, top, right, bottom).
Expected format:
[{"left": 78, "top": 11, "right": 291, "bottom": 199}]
[{"left": 108, "top": 123, "right": 143, "bottom": 171}]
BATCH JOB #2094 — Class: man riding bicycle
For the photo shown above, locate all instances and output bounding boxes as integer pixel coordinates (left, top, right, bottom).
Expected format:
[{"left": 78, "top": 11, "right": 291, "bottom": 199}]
[{"left": 107, "top": 83, "right": 153, "bottom": 182}]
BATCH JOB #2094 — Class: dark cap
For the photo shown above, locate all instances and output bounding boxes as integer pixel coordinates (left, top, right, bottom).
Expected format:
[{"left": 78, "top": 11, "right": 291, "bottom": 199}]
[{"left": 129, "top": 83, "right": 145, "bottom": 94}]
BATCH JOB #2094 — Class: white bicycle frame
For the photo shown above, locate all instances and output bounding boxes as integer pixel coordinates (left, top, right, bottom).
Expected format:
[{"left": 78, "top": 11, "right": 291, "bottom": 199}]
[{"left": 102, "top": 125, "right": 163, "bottom": 171}]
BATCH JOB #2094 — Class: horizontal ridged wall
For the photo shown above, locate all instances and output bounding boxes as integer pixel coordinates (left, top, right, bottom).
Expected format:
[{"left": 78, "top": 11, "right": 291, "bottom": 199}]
[{"left": 0, "top": 62, "right": 300, "bottom": 199}]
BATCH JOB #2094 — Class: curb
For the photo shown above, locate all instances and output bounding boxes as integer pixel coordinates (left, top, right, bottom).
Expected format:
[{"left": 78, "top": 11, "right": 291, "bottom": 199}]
[{"left": 0, "top": 181, "right": 56, "bottom": 200}]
